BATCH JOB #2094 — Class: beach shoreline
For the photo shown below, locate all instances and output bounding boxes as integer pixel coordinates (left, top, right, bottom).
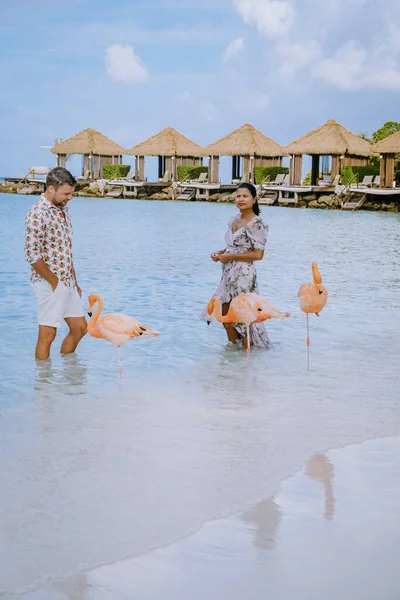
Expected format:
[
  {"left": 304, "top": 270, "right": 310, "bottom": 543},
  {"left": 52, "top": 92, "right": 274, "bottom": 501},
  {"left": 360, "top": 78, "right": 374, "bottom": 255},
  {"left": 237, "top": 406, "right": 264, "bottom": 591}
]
[{"left": 19, "top": 435, "right": 400, "bottom": 600}]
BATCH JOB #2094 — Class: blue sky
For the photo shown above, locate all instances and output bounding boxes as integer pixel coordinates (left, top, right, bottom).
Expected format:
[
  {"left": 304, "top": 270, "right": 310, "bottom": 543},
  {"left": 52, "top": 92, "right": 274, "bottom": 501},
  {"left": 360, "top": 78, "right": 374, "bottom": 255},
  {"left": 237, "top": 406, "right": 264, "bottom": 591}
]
[{"left": 1, "top": 0, "right": 400, "bottom": 177}]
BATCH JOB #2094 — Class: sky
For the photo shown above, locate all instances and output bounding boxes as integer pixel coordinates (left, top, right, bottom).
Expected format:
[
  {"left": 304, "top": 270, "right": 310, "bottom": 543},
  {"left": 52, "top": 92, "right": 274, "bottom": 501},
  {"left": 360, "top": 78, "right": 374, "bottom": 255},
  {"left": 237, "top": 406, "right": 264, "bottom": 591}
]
[{"left": 1, "top": 0, "right": 400, "bottom": 178}]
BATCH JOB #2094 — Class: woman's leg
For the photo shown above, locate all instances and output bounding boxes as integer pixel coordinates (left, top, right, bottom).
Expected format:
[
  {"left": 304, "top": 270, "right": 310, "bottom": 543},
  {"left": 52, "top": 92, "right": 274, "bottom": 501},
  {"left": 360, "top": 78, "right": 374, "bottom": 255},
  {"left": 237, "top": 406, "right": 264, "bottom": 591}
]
[{"left": 222, "top": 302, "right": 240, "bottom": 343}]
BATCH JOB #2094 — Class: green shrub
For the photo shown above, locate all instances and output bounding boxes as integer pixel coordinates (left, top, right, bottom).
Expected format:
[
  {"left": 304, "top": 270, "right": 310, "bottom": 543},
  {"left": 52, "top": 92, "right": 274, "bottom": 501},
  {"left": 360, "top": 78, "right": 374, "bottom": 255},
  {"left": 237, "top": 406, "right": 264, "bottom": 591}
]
[
  {"left": 254, "top": 166, "right": 289, "bottom": 185},
  {"left": 103, "top": 164, "right": 131, "bottom": 180},
  {"left": 303, "top": 171, "right": 311, "bottom": 185},
  {"left": 341, "top": 166, "right": 354, "bottom": 186},
  {"left": 350, "top": 165, "right": 379, "bottom": 182},
  {"left": 177, "top": 165, "right": 208, "bottom": 182}
]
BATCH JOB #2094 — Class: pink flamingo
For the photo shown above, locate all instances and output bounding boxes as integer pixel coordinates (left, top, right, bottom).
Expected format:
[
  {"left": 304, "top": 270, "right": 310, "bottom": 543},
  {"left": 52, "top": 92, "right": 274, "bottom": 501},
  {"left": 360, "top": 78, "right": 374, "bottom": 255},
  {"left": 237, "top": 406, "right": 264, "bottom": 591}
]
[
  {"left": 87, "top": 294, "right": 160, "bottom": 384},
  {"left": 298, "top": 262, "right": 328, "bottom": 370},
  {"left": 207, "top": 292, "right": 290, "bottom": 353}
]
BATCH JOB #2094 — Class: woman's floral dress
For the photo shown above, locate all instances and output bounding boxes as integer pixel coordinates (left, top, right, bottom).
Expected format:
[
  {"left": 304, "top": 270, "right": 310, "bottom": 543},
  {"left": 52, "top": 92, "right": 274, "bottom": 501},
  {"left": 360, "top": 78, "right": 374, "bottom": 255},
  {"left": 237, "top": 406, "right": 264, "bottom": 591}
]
[{"left": 213, "top": 215, "right": 272, "bottom": 348}]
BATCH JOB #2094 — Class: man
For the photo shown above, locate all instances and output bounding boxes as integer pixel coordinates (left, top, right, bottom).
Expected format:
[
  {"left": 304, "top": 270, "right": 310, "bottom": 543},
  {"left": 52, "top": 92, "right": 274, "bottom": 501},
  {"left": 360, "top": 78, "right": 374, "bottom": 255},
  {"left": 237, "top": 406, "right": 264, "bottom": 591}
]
[{"left": 25, "top": 167, "right": 87, "bottom": 359}]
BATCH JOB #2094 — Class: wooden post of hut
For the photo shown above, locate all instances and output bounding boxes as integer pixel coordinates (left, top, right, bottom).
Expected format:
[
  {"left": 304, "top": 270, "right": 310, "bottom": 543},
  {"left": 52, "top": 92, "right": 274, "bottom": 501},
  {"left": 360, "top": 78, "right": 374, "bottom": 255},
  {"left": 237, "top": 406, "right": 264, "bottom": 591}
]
[
  {"left": 138, "top": 157, "right": 145, "bottom": 182},
  {"left": 243, "top": 156, "right": 250, "bottom": 183},
  {"left": 209, "top": 156, "right": 220, "bottom": 184},
  {"left": 99, "top": 156, "right": 109, "bottom": 179},
  {"left": 290, "top": 155, "right": 302, "bottom": 185},
  {"left": 331, "top": 155, "right": 340, "bottom": 182},
  {"left": 380, "top": 153, "right": 395, "bottom": 188},
  {"left": 57, "top": 154, "right": 67, "bottom": 168},
  {"left": 311, "top": 155, "right": 320, "bottom": 186},
  {"left": 165, "top": 157, "right": 172, "bottom": 179}
]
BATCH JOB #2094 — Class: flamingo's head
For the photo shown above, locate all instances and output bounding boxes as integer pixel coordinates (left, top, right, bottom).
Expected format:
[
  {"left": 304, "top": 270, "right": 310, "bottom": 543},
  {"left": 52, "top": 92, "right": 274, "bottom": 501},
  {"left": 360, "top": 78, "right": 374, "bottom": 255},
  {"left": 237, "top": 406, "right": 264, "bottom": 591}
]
[
  {"left": 87, "top": 293, "right": 101, "bottom": 317},
  {"left": 206, "top": 296, "right": 216, "bottom": 325},
  {"left": 312, "top": 262, "right": 323, "bottom": 285}
]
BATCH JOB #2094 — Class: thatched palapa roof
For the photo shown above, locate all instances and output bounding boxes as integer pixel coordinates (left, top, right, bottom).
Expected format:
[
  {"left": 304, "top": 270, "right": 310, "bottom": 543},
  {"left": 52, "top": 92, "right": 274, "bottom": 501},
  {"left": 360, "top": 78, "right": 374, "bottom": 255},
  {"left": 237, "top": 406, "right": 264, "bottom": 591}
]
[
  {"left": 51, "top": 128, "right": 126, "bottom": 156},
  {"left": 374, "top": 130, "right": 400, "bottom": 154},
  {"left": 204, "top": 123, "right": 285, "bottom": 157},
  {"left": 128, "top": 126, "right": 204, "bottom": 157},
  {"left": 284, "top": 118, "right": 375, "bottom": 157}
]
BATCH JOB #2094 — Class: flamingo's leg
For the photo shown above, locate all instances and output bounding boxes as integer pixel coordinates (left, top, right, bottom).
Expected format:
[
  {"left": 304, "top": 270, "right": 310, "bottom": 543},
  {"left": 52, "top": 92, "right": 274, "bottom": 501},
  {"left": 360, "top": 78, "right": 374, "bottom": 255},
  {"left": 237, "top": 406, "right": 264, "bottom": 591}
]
[
  {"left": 246, "top": 324, "right": 251, "bottom": 354},
  {"left": 306, "top": 313, "right": 310, "bottom": 371},
  {"left": 118, "top": 346, "right": 123, "bottom": 386}
]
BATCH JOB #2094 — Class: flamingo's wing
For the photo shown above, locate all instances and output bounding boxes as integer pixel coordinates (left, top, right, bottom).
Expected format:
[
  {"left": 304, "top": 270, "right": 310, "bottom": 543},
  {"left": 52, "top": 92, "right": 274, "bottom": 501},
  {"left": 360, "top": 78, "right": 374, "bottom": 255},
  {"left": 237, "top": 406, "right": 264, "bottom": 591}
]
[
  {"left": 97, "top": 314, "right": 160, "bottom": 339},
  {"left": 231, "top": 295, "right": 259, "bottom": 323}
]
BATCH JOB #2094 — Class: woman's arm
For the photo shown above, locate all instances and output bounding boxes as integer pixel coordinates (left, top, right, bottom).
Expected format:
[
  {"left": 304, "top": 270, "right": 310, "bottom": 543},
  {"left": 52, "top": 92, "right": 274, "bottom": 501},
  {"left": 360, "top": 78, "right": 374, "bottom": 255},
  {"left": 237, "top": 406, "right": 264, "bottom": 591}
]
[{"left": 219, "top": 250, "right": 264, "bottom": 264}]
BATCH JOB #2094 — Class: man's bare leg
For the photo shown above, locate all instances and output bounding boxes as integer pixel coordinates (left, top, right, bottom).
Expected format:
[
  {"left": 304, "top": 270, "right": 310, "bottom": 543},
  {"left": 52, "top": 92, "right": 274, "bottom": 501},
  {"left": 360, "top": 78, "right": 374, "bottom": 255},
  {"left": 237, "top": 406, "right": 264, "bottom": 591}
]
[
  {"left": 60, "top": 316, "right": 87, "bottom": 355},
  {"left": 35, "top": 325, "right": 57, "bottom": 360}
]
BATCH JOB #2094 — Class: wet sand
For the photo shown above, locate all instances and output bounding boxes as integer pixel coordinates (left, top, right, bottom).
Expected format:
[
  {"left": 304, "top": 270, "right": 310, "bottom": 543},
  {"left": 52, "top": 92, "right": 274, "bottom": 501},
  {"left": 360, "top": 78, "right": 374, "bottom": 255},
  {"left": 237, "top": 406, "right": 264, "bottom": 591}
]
[{"left": 20, "top": 436, "right": 400, "bottom": 600}]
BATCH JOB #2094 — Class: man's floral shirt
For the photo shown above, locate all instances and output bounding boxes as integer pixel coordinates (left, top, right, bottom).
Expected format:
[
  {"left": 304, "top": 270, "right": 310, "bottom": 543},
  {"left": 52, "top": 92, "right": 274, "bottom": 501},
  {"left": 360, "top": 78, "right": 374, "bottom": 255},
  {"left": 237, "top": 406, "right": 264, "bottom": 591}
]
[{"left": 25, "top": 195, "right": 75, "bottom": 287}]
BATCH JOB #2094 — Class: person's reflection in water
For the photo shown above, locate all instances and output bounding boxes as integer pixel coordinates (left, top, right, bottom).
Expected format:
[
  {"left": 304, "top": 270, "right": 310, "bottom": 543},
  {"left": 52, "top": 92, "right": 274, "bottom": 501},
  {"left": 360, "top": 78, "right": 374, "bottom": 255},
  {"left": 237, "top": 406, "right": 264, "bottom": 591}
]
[
  {"left": 34, "top": 354, "right": 88, "bottom": 398},
  {"left": 305, "top": 453, "right": 335, "bottom": 520},
  {"left": 240, "top": 497, "right": 283, "bottom": 551}
]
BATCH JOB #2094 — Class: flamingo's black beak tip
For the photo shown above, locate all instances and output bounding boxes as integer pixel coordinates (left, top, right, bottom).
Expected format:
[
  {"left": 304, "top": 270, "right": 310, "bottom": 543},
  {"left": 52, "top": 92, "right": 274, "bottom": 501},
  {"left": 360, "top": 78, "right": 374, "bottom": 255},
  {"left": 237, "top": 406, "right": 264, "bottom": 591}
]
[{"left": 87, "top": 311, "right": 92, "bottom": 317}]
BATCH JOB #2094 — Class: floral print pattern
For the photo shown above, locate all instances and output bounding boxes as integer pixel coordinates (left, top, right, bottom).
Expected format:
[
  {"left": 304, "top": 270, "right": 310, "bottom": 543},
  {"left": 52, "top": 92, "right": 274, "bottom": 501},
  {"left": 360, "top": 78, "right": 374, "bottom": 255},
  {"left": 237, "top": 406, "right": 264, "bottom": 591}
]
[
  {"left": 25, "top": 195, "right": 75, "bottom": 287},
  {"left": 214, "top": 215, "right": 272, "bottom": 348}
]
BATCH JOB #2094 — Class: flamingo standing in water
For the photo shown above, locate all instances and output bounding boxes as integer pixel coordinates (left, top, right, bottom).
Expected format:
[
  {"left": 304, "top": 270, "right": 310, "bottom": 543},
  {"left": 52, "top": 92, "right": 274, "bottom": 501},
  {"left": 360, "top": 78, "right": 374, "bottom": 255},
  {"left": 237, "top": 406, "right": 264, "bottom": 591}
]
[
  {"left": 207, "top": 292, "right": 290, "bottom": 353},
  {"left": 297, "top": 262, "right": 328, "bottom": 370},
  {"left": 87, "top": 294, "right": 160, "bottom": 385}
]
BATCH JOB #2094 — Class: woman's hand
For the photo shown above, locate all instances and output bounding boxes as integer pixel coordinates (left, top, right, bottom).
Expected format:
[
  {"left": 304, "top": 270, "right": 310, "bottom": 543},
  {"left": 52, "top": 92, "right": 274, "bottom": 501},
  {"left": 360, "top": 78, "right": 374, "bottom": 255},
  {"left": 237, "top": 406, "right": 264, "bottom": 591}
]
[
  {"left": 210, "top": 250, "right": 225, "bottom": 262},
  {"left": 218, "top": 253, "right": 233, "bottom": 264}
]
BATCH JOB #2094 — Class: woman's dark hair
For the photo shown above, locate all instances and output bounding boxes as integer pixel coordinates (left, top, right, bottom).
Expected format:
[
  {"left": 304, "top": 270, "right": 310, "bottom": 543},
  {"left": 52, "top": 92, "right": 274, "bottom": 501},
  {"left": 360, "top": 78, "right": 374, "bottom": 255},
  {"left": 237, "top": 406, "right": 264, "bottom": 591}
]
[{"left": 237, "top": 182, "right": 260, "bottom": 216}]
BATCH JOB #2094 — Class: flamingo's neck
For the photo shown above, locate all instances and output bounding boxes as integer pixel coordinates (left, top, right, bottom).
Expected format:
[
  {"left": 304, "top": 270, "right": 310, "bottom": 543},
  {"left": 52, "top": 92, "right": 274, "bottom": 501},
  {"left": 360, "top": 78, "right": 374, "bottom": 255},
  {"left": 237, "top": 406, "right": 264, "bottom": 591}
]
[
  {"left": 88, "top": 295, "right": 103, "bottom": 336},
  {"left": 210, "top": 297, "right": 230, "bottom": 323}
]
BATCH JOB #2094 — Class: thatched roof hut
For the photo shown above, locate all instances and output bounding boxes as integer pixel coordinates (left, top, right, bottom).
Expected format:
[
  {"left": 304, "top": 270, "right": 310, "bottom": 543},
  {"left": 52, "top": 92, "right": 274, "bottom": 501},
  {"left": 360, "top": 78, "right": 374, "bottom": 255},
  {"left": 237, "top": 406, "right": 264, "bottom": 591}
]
[
  {"left": 205, "top": 123, "right": 284, "bottom": 157},
  {"left": 374, "top": 132, "right": 400, "bottom": 188},
  {"left": 285, "top": 118, "right": 372, "bottom": 157},
  {"left": 51, "top": 128, "right": 126, "bottom": 156},
  {"left": 285, "top": 118, "right": 375, "bottom": 186},
  {"left": 204, "top": 123, "right": 285, "bottom": 184},
  {"left": 374, "top": 131, "right": 400, "bottom": 154},
  {"left": 127, "top": 126, "right": 204, "bottom": 181},
  {"left": 51, "top": 128, "right": 126, "bottom": 179},
  {"left": 128, "top": 126, "right": 204, "bottom": 157}
]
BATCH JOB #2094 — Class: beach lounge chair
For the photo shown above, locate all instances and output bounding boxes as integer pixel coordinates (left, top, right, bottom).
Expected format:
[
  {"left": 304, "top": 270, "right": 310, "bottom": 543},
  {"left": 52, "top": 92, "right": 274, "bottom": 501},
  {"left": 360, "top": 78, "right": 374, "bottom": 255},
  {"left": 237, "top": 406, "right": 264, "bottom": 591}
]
[
  {"left": 232, "top": 173, "right": 249, "bottom": 185},
  {"left": 159, "top": 170, "right": 171, "bottom": 183},
  {"left": 77, "top": 170, "right": 91, "bottom": 181},
  {"left": 358, "top": 175, "right": 373, "bottom": 188},
  {"left": 372, "top": 175, "right": 380, "bottom": 187},
  {"left": 192, "top": 171, "right": 208, "bottom": 184},
  {"left": 269, "top": 173, "right": 286, "bottom": 186}
]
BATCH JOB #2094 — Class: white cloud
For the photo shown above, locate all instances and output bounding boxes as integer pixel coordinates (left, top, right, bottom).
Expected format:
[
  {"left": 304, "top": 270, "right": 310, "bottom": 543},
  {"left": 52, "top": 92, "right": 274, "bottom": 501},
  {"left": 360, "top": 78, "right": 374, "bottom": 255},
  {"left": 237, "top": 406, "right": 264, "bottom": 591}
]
[
  {"left": 312, "top": 40, "right": 400, "bottom": 91},
  {"left": 233, "top": 0, "right": 294, "bottom": 37},
  {"left": 277, "top": 40, "right": 322, "bottom": 77},
  {"left": 105, "top": 44, "right": 149, "bottom": 84},
  {"left": 223, "top": 37, "right": 245, "bottom": 63}
]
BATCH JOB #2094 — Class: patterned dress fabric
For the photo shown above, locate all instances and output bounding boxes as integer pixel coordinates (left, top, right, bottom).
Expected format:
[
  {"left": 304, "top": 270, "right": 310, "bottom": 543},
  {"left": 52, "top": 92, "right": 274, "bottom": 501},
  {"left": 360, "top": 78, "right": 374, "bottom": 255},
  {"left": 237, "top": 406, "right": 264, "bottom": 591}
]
[{"left": 213, "top": 215, "right": 272, "bottom": 348}]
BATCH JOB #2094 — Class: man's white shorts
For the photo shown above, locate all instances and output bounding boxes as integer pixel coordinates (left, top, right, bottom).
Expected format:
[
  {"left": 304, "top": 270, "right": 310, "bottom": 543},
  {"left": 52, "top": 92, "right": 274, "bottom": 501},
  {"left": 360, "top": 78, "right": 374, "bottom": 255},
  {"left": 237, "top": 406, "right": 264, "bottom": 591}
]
[{"left": 32, "top": 279, "right": 85, "bottom": 328}]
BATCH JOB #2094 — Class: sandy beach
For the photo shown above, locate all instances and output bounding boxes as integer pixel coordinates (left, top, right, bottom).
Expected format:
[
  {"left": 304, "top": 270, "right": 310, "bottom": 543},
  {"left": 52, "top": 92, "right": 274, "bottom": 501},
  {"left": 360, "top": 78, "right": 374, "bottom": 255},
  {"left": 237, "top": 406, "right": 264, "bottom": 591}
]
[{"left": 19, "top": 436, "right": 400, "bottom": 600}]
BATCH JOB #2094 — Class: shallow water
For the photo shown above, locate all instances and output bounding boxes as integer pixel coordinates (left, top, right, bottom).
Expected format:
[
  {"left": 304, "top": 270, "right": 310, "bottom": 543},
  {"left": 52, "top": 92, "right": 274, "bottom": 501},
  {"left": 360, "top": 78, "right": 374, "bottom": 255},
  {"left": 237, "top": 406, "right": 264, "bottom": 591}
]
[{"left": 0, "top": 194, "right": 400, "bottom": 598}]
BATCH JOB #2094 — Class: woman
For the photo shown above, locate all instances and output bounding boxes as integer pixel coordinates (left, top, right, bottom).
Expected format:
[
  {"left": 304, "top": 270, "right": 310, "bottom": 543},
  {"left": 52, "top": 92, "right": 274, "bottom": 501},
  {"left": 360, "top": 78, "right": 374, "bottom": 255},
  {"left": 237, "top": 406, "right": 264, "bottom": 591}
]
[{"left": 210, "top": 182, "right": 271, "bottom": 350}]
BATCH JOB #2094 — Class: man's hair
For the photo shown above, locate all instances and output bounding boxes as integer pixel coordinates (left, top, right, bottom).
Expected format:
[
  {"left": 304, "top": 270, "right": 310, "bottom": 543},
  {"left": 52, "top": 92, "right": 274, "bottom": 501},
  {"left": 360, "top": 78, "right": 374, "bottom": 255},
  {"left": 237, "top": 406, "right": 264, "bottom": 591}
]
[{"left": 46, "top": 167, "right": 76, "bottom": 189}]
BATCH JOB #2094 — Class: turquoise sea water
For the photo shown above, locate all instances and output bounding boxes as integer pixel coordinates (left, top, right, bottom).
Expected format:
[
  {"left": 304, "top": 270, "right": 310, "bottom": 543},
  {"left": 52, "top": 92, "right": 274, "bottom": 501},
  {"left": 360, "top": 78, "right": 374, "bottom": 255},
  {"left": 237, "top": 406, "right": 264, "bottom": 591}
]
[{"left": 1, "top": 194, "right": 400, "bottom": 598}]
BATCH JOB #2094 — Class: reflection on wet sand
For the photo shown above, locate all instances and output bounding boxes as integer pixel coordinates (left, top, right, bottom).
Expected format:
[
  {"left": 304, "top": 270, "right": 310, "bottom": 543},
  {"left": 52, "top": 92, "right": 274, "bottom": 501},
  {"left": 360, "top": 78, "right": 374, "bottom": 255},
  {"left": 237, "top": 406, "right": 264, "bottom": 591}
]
[
  {"left": 240, "top": 497, "right": 282, "bottom": 551},
  {"left": 305, "top": 453, "right": 335, "bottom": 520}
]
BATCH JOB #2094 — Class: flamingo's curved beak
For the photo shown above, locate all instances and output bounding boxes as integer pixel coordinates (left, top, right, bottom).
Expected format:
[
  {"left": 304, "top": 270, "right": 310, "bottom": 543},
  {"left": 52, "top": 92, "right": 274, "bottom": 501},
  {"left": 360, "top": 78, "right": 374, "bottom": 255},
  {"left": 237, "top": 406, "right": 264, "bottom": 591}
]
[{"left": 87, "top": 311, "right": 92, "bottom": 317}]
